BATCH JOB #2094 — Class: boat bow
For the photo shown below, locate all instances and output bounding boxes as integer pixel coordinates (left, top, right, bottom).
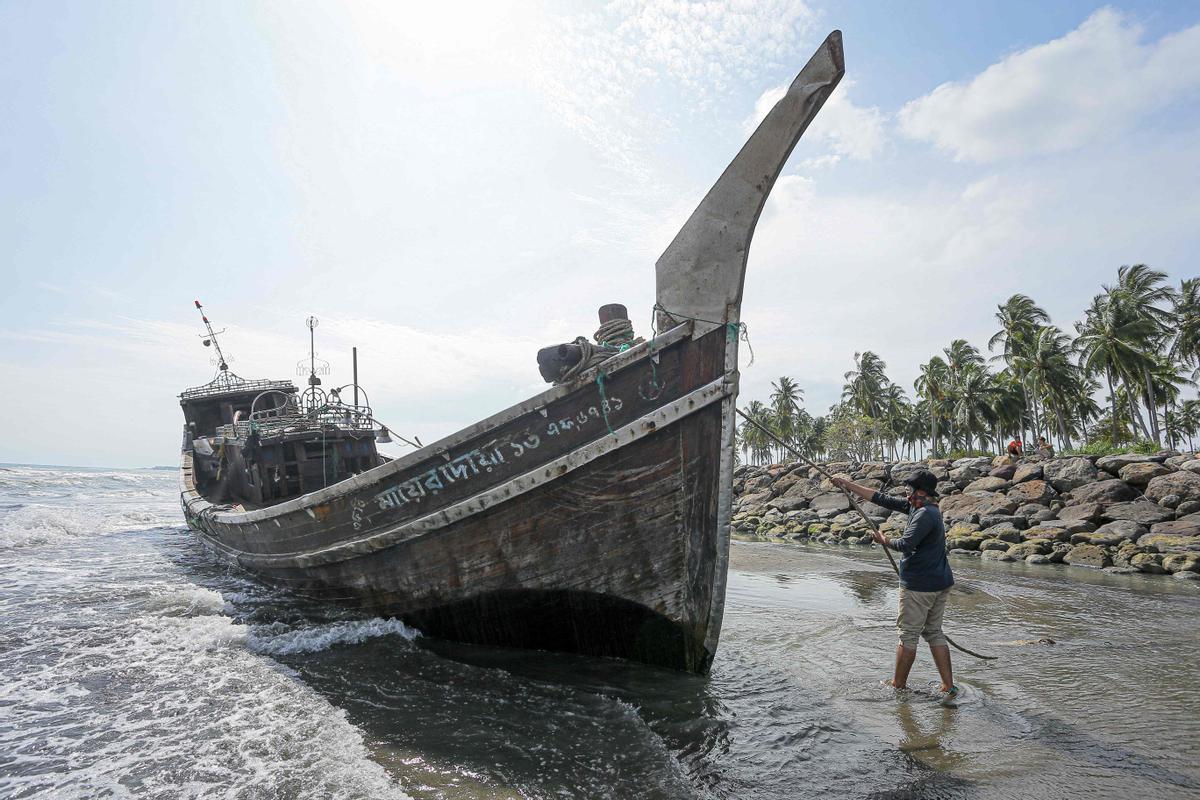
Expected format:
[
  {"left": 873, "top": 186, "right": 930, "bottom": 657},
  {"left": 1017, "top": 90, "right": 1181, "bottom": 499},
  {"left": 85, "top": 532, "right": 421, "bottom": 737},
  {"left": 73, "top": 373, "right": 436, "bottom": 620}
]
[{"left": 655, "top": 30, "right": 845, "bottom": 332}]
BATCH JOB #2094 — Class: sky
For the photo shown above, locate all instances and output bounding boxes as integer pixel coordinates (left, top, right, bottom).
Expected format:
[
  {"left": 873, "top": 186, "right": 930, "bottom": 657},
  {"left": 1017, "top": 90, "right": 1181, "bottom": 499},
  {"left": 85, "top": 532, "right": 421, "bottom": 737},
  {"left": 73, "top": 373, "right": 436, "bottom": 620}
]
[{"left": 2, "top": 1, "right": 1199, "bottom": 468}]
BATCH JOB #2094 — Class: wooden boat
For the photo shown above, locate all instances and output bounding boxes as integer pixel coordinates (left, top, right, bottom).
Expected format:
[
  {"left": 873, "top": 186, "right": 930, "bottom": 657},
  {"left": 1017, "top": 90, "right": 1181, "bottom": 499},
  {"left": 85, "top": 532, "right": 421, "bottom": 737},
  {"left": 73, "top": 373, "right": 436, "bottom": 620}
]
[{"left": 179, "top": 32, "right": 844, "bottom": 673}]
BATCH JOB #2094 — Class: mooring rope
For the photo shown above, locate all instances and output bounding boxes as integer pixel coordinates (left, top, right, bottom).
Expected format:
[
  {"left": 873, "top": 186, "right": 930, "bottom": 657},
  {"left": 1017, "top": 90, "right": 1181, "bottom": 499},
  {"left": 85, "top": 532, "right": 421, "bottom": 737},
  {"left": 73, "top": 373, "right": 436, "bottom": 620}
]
[
  {"left": 735, "top": 408, "right": 998, "bottom": 661},
  {"left": 652, "top": 303, "right": 754, "bottom": 365},
  {"left": 555, "top": 317, "right": 648, "bottom": 385},
  {"left": 594, "top": 318, "right": 643, "bottom": 349}
]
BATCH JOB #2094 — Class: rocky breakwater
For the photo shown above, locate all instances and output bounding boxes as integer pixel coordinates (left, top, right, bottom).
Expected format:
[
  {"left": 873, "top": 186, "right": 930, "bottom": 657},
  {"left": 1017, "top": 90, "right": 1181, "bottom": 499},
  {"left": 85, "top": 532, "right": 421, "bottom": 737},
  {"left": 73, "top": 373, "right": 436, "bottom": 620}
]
[{"left": 731, "top": 453, "right": 1200, "bottom": 582}]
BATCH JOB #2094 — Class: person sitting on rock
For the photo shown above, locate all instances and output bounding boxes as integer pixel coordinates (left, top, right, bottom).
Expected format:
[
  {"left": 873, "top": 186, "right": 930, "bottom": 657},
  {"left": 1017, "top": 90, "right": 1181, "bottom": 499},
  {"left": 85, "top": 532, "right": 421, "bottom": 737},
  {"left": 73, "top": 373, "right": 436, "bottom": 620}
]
[
  {"left": 1007, "top": 438, "right": 1023, "bottom": 459},
  {"left": 832, "top": 470, "right": 958, "bottom": 702},
  {"left": 1036, "top": 437, "right": 1054, "bottom": 459}
]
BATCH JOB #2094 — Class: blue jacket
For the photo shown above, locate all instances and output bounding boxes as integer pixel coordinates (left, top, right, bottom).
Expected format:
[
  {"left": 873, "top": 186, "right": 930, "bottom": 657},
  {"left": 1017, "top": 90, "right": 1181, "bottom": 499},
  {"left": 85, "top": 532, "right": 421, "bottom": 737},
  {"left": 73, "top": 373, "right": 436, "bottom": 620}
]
[{"left": 871, "top": 491, "right": 954, "bottom": 592}]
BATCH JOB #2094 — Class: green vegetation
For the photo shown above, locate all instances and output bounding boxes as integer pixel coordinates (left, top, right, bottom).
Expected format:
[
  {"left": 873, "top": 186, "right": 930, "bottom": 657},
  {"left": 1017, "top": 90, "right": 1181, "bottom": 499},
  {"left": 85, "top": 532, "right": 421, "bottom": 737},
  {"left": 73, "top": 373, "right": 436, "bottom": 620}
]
[{"left": 737, "top": 264, "right": 1200, "bottom": 464}]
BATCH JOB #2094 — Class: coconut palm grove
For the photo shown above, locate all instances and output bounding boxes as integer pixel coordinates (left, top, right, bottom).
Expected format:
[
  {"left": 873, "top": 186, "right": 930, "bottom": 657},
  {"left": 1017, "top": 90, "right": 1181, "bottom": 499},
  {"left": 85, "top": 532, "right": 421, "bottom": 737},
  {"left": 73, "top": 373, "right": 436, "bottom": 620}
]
[{"left": 738, "top": 265, "right": 1200, "bottom": 465}]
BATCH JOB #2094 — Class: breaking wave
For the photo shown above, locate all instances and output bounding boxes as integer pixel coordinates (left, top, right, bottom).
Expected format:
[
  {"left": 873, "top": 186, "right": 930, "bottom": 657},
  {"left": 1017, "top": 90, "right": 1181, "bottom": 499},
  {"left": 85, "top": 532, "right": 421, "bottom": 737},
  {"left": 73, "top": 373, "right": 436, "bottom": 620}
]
[
  {"left": 1, "top": 576, "right": 412, "bottom": 799},
  {"left": 0, "top": 502, "right": 180, "bottom": 549},
  {"left": 249, "top": 617, "right": 421, "bottom": 656}
]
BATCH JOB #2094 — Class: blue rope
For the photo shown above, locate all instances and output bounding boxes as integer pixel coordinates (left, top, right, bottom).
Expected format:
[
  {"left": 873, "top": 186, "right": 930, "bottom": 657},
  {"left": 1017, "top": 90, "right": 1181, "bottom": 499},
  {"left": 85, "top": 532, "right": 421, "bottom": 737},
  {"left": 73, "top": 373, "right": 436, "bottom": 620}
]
[
  {"left": 596, "top": 371, "right": 615, "bottom": 435},
  {"left": 652, "top": 303, "right": 753, "bottom": 365}
]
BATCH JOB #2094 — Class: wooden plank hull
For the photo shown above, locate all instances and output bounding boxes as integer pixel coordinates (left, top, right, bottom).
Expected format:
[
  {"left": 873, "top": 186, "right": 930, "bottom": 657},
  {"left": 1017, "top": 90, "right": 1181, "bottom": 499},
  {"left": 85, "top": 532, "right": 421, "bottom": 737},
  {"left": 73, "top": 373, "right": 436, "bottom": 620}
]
[{"left": 183, "top": 324, "right": 737, "bottom": 672}]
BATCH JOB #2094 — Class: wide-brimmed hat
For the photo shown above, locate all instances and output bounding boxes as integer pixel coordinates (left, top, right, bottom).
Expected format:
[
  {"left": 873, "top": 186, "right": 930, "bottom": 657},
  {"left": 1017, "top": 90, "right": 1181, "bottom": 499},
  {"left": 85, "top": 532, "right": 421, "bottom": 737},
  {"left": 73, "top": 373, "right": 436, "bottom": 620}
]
[{"left": 904, "top": 470, "right": 939, "bottom": 497}]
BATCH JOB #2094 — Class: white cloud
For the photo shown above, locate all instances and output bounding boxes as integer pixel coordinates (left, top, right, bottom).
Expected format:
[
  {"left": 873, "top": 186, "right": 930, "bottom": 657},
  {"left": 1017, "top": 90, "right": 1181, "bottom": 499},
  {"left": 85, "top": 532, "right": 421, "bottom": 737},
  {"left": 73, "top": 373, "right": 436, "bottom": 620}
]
[
  {"left": 531, "top": 0, "right": 820, "bottom": 183},
  {"left": 898, "top": 8, "right": 1200, "bottom": 162},
  {"left": 744, "top": 80, "right": 886, "bottom": 165}
]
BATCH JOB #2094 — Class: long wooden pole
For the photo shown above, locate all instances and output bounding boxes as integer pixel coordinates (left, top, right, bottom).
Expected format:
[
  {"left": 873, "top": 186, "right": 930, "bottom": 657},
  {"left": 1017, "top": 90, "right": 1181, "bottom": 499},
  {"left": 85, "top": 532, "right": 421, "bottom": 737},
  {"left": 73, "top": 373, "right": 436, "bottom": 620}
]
[{"left": 735, "top": 408, "right": 997, "bottom": 661}]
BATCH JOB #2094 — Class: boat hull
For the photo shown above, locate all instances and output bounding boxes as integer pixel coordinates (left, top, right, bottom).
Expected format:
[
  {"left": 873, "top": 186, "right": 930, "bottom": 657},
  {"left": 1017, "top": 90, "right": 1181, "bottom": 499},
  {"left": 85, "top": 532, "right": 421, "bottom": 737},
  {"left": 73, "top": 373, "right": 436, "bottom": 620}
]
[{"left": 183, "top": 324, "right": 735, "bottom": 672}]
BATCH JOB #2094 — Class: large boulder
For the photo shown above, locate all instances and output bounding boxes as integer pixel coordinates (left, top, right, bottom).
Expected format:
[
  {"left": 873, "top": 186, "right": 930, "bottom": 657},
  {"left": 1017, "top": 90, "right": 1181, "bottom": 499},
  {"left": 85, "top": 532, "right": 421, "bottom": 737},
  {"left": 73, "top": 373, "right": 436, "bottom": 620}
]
[
  {"left": 1064, "top": 544, "right": 1112, "bottom": 568},
  {"left": 1012, "top": 463, "right": 1044, "bottom": 484},
  {"left": 810, "top": 492, "right": 852, "bottom": 513},
  {"left": 1145, "top": 471, "right": 1200, "bottom": 505},
  {"left": 1096, "top": 453, "right": 1161, "bottom": 473},
  {"left": 1043, "top": 457, "right": 1098, "bottom": 493},
  {"left": 861, "top": 461, "right": 890, "bottom": 481},
  {"left": 1036, "top": 519, "right": 1097, "bottom": 534},
  {"left": 965, "top": 476, "right": 1010, "bottom": 493},
  {"left": 1178, "top": 460, "right": 1200, "bottom": 476},
  {"left": 1138, "top": 525, "right": 1200, "bottom": 552},
  {"left": 770, "top": 470, "right": 810, "bottom": 495},
  {"left": 766, "top": 480, "right": 823, "bottom": 512},
  {"left": 947, "top": 521, "right": 982, "bottom": 537},
  {"left": 1073, "top": 519, "right": 1146, "bottom": 546},
  {"left": 1131, "top": 552, "right": 1167, "bottom": 573},
  {"left": 947, "top": 534, "right": 986, "bottom": 551},
  {"left": 949, "top": 464, "right": 983, "bottom": 486},
  {"left": 1119, "top": 462, "right": 1172, "bottom": 487},
  {"left": 1058, "top": 502, "right": 1104, "bottom": 523},
  {"left": 1163, "top": 554, "right": 1200, "bottom": 574},
  {"left": 940, "top": 491, "right": 1017, "bottom": 522},
  {"left": 1015, "top": 502, "right": 1056, "bottom": 521},
  {"left": 1102, "top": 501, "right": 1174, "bottom": 526},
  {"left": 1007, "top": 480, "right": 1058, "bottom": 505},
  {"left": 979, "top": 514, "right": 1027, "bottom": 530},
  {"left": 736, "top": 489, "right": 773, "bottom": 509},
  {"left": 988, "top": 463, "right": 1017, "bottom": 480},
  {"left": 890, "top": 462, "right": 928, "bottom": 484},
  {"left": 1021, "top": 525, "right": 1073, "bottom": 543},
  {"left": 1148, "top": 518, "right": 1200, "bottom": 537},
  {"left": 980, "top": 522, "right": 1024, "bottom": 542},
  {"left": 819, "top": 473, "right": 878, "bottom": 492},
  {"left": 857, "top": 501, "right": 894, "bottom": 520},
  {"left": 952, "top": 456, "right": 994, "bottom": 471},
  {"left": 1008, "top": 540, "right": 1051, "bottom": 558},
  {"left": 1068, "top": 479, "right": 1138, "bottom": 505}
]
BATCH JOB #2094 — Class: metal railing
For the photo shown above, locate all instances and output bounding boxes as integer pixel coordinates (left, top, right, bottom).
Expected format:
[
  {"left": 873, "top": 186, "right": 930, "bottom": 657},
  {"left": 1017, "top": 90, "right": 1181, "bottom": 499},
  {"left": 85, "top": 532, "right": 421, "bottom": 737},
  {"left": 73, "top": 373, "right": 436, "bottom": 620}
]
[{"left": 181, "top": 372, "right": 297, "bottom": 401}]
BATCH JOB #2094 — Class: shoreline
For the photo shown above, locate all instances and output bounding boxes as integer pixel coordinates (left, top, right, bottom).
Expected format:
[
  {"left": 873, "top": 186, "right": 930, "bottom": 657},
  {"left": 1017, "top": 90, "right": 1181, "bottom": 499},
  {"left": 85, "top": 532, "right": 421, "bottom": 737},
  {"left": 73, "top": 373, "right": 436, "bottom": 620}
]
[{"left": 731, "top": 452, "right": 1200, "bottom": 583}]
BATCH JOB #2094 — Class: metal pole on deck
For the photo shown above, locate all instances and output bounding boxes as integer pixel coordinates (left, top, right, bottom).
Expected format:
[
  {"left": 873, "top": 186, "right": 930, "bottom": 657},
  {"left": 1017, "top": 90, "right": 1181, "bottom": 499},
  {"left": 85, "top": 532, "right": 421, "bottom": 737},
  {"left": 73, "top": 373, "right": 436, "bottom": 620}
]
[{"left": 353, "top": 347, "right": 359, "bottom": 407}]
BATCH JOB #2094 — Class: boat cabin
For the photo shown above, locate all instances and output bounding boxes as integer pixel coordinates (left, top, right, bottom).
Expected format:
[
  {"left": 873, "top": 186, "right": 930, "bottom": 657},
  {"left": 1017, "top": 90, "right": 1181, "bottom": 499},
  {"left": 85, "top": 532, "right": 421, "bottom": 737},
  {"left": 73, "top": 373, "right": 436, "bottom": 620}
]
[{"left": 180, "top": 371, "right": 383, "bottom": 509}]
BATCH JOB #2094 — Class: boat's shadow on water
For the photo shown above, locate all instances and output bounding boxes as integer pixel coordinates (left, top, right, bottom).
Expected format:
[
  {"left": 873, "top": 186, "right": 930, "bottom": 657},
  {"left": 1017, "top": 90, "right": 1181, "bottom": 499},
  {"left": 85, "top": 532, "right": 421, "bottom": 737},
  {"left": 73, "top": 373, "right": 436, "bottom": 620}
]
[{"left": 291, "top": 635, "right": 738, "bottom": 799}]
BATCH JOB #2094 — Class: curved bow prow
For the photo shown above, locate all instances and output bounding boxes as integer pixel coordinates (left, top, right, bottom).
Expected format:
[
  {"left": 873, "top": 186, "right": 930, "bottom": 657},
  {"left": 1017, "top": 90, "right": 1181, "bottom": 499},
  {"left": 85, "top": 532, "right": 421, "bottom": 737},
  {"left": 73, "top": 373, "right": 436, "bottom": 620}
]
[{"left": 655, "top": 31, "right": 845, "bottom": 332}]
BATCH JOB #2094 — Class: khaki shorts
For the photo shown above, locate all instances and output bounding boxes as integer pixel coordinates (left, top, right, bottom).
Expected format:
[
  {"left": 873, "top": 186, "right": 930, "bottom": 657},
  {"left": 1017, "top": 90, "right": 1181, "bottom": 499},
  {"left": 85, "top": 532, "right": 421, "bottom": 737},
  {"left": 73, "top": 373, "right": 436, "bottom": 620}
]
[{"left": 897, "top": 587, "right": 950, "bottom": 649}]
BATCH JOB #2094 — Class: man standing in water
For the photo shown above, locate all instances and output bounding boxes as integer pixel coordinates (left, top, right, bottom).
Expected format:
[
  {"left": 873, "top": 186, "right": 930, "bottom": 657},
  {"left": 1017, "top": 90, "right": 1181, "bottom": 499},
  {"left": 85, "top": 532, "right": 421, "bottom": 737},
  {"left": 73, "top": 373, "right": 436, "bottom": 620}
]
[{"left": 831, "top": 470, "right": 958, "bottom": 700}]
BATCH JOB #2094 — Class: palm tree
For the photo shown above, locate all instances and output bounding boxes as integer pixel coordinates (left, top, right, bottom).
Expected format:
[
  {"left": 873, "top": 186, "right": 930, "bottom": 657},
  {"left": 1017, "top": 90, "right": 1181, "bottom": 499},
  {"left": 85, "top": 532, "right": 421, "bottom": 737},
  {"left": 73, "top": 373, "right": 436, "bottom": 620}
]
[
  {"left": 951, "top": 363, "right": 998, "bottom": 452},
  {"left": 914, "top": 356, "right": 949, "bottom": 457},
  {"left": 941, "top": 339, "right": 984, "bottom": 450},
  {"left": 990, "top": 294, "right": 1051, "bottom": 443},
  {"left": 990, "top": 369, "right": 1027, "bottom": 451},
  {"left": 1075, "top": 293, "right": 1157, "bottom": 444},
  {"left": 1014, "top": 325, "right": 1077, "bottom": 447},
  {"left": 880, "top": 383, "right": 909, "bottom": 460},
  {"left": 1107, "top": 264, "right": 1175, "bottom": 443},
  {"left": 769, "top": 376, "right": 803, "bottom": 461},
  {"left": 843, "top": 351, "right": 888, "bottom": 419},
  {"left": 1171, "top": 278, "right": 1200, "bottom": 378},
  {"left": 1181, "top": 399, "right": 1200, "bottom": 453},
  {"left": 740, "top": 400, "right": 773, "bottom": 465}
]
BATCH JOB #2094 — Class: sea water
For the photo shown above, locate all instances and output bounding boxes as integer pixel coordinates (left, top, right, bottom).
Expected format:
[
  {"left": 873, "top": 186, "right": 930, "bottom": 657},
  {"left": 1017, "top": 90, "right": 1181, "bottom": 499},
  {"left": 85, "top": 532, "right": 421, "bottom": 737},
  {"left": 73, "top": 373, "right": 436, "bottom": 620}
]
[{"left": 2, "top": 465, "right": 1198, "bottom": 798}]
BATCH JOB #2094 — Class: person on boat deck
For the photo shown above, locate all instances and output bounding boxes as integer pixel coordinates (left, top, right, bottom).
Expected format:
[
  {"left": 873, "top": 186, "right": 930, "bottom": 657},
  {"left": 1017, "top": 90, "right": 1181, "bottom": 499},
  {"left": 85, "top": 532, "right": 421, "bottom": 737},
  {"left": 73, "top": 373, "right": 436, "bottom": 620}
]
[
  {"left": 831, "top": 470, "right": 957, "bottom": 699},
  {"left": 1006, "top": 438, "right": 1023, "bottom": 458}
]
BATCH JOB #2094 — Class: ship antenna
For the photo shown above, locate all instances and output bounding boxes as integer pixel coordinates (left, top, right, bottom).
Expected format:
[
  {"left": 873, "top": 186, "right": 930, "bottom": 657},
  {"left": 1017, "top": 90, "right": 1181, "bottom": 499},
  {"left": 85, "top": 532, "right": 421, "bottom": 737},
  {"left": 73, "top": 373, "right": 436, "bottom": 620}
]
[
  {"left": 306, "top": 316, "right": 320, "bottom": 388},
  {"left": 194, "top": 299, "right": 230, "bottom": 372}
]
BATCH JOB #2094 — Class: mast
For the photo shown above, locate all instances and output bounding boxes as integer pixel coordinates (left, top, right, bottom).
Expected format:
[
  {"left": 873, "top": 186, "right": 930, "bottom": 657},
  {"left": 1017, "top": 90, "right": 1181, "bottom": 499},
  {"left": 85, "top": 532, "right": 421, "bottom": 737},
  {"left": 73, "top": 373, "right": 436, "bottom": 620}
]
[
  {"left": 655, "top": 31, "right": 845, "bottom": 333},
  {"left": 194, "top": 299, "right": 230, "bottom": 372}
]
